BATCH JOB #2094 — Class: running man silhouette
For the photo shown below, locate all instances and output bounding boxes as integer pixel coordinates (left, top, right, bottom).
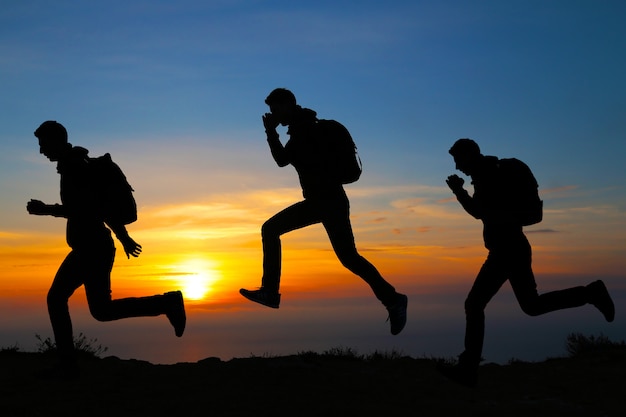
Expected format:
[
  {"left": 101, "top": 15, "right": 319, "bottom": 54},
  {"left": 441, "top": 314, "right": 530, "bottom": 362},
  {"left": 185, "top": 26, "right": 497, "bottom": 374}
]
[
  {"left": 440, "top": 138, "right": 615, "bottom": 387},
  {"left": 27, "top": 121, "right": 186, "bottom": 378},
  {"left": 239, "top": 88, "right": 408, "bottom": 335}
]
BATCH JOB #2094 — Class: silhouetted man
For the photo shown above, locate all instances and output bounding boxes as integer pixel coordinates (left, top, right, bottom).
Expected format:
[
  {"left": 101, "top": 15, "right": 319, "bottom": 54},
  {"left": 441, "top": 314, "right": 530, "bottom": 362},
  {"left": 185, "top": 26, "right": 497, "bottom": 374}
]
[
  {"left": 239, "top": 88, "right": 408, "bottom": 335},
  {"left": 441, "top": 138, "right": 615, "bottom": 387},
  {"left": 27, "top": 121, "right": 186, "bottom": 378}
]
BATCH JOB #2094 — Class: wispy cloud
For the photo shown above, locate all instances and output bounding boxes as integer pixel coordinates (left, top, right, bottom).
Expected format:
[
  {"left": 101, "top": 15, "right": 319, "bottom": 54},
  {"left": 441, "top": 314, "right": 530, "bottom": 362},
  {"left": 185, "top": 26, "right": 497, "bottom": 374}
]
[
  {"left": 541, "top": 185, "right": 578, "bottom": 195},
  {"left": 525, "top": 228, "right": 559, "bottom": 234},
  {"left": 392, "top": 226, "right": 435, "bottom": 235},
  {"left": 0, "top": 231, "right": 24, "bottom": 240}
]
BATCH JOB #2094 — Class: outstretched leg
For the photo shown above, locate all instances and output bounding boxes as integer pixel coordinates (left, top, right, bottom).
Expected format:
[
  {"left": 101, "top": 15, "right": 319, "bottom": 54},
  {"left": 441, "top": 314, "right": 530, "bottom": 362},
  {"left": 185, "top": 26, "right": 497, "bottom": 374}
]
[
  {"left": 512, "top": 273, "right": 614, "bottom": 322},
  {"left": 323, "top": 209, "right": 397, "bottom": 304},
  {"left": 83, "top": 245, "right": 186, "bottom": 337},
  {"left": 505, "top": 238, "right": 614, "bottom": 322},
  {"left": 241, "top": 200, "right": 321, "bottom": 308},
  {"left": 322, "top": 197, "right": 407, "bottom": 335}
]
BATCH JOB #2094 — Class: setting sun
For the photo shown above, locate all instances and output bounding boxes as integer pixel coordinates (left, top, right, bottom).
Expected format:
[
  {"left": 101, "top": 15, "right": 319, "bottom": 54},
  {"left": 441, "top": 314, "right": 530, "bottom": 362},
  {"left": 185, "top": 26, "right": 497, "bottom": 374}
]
[{"left": 171, "top": 257, "right": 221, "bottom": 301}]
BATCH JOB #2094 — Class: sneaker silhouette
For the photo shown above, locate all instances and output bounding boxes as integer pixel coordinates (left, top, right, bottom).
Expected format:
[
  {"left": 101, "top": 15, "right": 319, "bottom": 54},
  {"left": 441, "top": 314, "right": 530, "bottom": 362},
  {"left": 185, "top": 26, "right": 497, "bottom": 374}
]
[
  {"left": 386, "top": 293, "right": 408, "bottom": 335},
  {"left": 239, "top": 288, "right": 281, "bottom": 309},
  {"left": 587, "top": 280, "right": 615, "bottom": 322},
  {"left": 165, "top": 291, "right": 186, "bottom": 337}
]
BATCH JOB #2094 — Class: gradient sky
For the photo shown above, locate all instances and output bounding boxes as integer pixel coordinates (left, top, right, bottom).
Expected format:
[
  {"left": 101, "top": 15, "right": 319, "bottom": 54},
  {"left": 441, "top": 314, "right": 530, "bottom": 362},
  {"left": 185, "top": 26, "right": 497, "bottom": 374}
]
[{"left": 1, "top": 1, "right": 625, "bottom": 364}]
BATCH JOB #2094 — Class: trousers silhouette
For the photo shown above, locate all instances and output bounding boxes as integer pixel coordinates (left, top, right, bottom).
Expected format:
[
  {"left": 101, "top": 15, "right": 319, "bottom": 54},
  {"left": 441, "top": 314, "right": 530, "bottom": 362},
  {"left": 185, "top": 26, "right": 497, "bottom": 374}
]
[
  {"left": 47, "top": 237, "right": 171, "bottom": 356},
  {"left": 260, "top": 193, "right": 396, "bottom": 304},
  {"left": 462, "top": 232, "right": 588, "bottom": 363}
]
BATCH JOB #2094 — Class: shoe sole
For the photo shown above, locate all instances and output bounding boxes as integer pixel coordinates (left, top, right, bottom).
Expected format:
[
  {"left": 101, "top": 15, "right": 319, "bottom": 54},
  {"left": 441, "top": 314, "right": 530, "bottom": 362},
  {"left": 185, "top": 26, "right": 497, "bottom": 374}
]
[{"left": 239, "top": 289, "right": 280, "bottom": 309}]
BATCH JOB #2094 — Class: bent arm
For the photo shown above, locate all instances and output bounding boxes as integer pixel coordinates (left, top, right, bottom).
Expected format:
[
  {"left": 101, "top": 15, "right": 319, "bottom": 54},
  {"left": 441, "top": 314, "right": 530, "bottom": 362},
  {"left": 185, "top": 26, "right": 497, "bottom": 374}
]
[
  {"left": 266, "top": 130, "right": 290, "bottom": 167},
  {"left": 107, "top": 222, "right": 142, "bottom": 258},
  {"left": 446, "top": 176, "right": 482, "bottom": 220},
  {"left": 453, "top": 188, "right": 482, "bottom": 220},
  {"left": 26, "top": 200, "right": 69, "bottom": 218}
]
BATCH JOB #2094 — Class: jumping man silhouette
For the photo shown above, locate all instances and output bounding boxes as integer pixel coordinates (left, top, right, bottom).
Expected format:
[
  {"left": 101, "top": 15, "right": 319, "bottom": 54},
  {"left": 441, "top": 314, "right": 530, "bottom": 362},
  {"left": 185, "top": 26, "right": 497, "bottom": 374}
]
[
  {"left": 239, "top": 89, "right": 408, "bottom": 335},
  {"left": 27, "top": 121, "right": 186, "bottom": 378},
  {"left": 440, "top": 138, "right": 615, "bottom": 387}
]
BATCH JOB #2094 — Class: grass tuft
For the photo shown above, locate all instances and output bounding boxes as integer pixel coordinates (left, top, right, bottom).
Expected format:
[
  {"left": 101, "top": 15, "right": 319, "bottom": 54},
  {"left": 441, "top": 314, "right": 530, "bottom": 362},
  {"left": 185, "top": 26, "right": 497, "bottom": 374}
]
[
  {"left": 35, "top": 332, "right": 108, "bottom": 359},
  {"left": 565, "top": 332, "right": 626, "bottom": 358}
]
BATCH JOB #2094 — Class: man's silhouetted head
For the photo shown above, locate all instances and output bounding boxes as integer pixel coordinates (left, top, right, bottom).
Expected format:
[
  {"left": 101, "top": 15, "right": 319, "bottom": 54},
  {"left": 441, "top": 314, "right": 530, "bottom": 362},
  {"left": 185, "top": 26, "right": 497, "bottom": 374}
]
[
  {"left": 34, "top": 121, "right": 71, "bottom": 162},
  {"left": 449, "top": 138, "right": 481, "bottom": 157},
  {"left": 265, "top": 88, "right": 298, "bottom": 126},
  {"left": 449, "top": 138, "right": 482, "bottom": 176},
  {"left": 35, "top": 121, "right": 67, "bottom": 143},
  {"left": 265, "top": 88, "right": 296, "bottom": 107}
]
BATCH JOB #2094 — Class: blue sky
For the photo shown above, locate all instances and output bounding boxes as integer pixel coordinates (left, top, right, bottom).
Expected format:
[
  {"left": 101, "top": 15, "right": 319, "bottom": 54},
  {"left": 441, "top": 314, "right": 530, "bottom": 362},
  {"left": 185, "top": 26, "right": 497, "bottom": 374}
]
[
  {"left": 3, "top": 0, "right": 624, "bottom": 261},
  {"left": 3, "top": 1, "right": 625, "bottom": 190},
  {"left": 1, "top": 1, "right": 625, "bottom": 362}
]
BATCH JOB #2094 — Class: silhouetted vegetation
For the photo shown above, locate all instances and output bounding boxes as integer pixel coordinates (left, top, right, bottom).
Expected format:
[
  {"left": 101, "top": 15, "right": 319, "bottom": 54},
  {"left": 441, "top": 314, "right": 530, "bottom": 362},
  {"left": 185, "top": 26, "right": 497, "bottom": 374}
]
[
  {"left": 1, "top": 332, "right": 623, "bottom": 416},
  {"left": 565, "top": 332, "right": 626, "bottom": 357},
  {"left": 5, "top": 332, "right": 625, "bottom": 364},
  {"left": 295, "top": 346, "right": 405, "bottom": 362},
  {"left": 35, "top": 333, "right": 108, "bottom": 358},
  {"left": 0, "top": 343, "right": 20, "bottom": 354}
]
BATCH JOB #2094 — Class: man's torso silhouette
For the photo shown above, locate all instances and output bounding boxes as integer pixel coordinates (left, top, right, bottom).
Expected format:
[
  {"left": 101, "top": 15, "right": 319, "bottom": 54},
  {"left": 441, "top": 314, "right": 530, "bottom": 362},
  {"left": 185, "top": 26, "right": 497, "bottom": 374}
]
[{"left": 58, "top": 146, "right": 112, "bottom": 249}]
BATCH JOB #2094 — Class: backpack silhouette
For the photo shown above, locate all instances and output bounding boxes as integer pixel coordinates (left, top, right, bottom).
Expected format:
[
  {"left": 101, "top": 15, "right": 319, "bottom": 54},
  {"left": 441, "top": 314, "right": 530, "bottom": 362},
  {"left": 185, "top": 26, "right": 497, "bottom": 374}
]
[
  {"left": 316, "top": 119, "right": 362, "bottom": 184},
  {"left": 497, "top": 157, "right": 543, "bottom": 226},
  {"left": 89, "top": 153, "right": 138, "bottom": 225}
]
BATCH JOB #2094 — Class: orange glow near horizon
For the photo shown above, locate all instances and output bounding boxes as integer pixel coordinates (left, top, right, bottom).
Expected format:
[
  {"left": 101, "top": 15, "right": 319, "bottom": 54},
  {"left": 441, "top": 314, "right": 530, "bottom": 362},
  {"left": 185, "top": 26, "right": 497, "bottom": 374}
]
[
  {"left": 3, "top": 192, "right": 626, "bottom": 313},
  {"left": 3, "top": 229, "right": 624, "bottom": 302}
]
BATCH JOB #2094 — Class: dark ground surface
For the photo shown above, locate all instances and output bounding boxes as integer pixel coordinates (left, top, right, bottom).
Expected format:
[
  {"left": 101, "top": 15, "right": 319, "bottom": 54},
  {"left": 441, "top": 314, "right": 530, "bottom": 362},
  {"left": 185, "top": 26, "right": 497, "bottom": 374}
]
[{"left": 1, "top": 349, "right": 624, "bottom": 417}]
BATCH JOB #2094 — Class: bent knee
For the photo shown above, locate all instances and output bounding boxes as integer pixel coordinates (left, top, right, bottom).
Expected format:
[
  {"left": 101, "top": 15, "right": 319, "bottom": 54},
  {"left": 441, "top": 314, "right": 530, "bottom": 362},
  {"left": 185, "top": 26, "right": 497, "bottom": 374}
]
[
  {"left": 519, "top": 303, "right": 542, "bottom": 317},
  {"left": 464, "top": 297, "right": 486, "bottom": 316},
  {"left": 47, "top": 290, "right": 67, "bottom": 308},
  {"left": 261, "top": 220, "right": 279, "bottom": 239},
  {"left": 88, "top": 304, "right": 113, "bottom": 322},
  {"left": 336, "top": 252, "right": 363, "bottom": 270}
]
